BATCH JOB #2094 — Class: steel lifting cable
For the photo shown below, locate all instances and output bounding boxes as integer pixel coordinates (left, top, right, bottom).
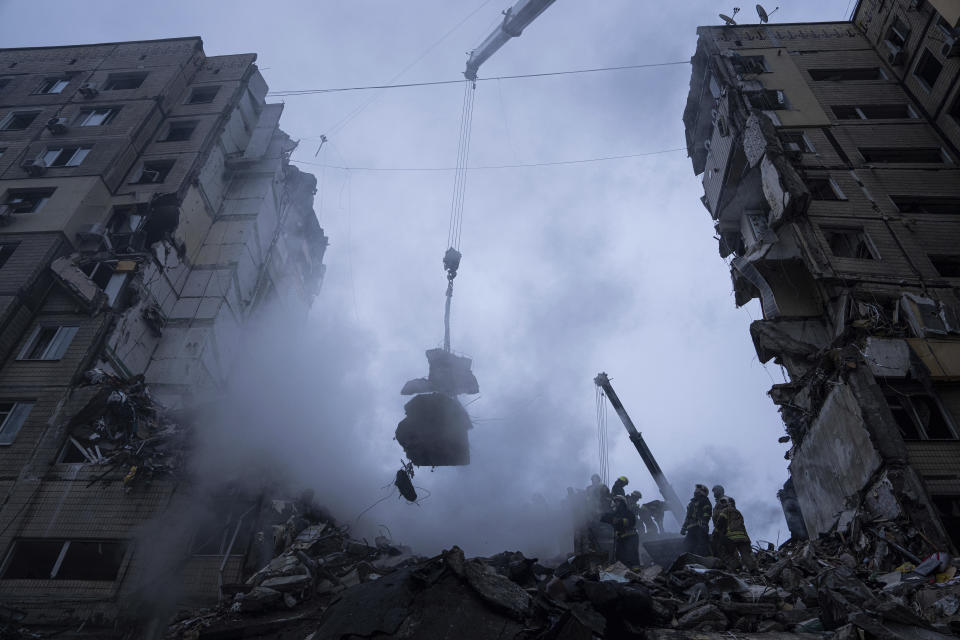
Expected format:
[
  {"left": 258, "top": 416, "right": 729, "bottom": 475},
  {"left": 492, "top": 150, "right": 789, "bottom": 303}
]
[
  {"left": 442, "top": 80, "right": 477, "bottom": 352},
  {"left": 595, "top": 386, "right": 610, "bottom": 486}
]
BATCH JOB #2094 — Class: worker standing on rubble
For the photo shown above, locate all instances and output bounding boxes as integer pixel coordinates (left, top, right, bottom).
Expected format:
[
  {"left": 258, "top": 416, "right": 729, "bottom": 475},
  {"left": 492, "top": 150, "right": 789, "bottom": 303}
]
[
  {"left": 602, "top": 495, "right": 640, "bottom": 568},
  {"left": 715, "top": 497, "right": 757, "bottom": 571},
  {"left": 710, "top": 485, "right": 731, "bottom": 555},
  {"left": 611, "top": 476, "right": 629, "bottom": 497},
  {"left": 681, "top": 484, "right": 712, "bottom": 556},
  {"left": 627, "top": 491, "right": 656, "bottom": 537},
  {"left": 585, "top": 474, "right": 611, "bottom": 552}
]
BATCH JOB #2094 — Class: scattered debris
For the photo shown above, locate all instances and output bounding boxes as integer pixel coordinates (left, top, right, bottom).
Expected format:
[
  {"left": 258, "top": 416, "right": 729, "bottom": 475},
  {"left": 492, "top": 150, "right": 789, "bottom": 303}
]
[{"left": 65, "top": 369, "right": 188, "bottom": 490}]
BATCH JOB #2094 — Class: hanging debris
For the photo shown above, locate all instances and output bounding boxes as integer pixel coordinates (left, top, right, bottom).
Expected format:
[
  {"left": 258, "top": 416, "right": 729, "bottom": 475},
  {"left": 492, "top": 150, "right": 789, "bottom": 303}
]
[
  {"left": 400, "top": 348, "right": 479, "bottom": 396},
  {"left": 395, "top": 393, "right": 471, "bottom": 467},
  {"left": 395, "top": 463, "right": 418, "bottom": 503}
]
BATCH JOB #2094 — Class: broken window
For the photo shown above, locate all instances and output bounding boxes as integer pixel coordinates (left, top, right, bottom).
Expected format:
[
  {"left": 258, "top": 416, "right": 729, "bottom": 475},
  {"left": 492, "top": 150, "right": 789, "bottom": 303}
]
[
  {"left": 0, "top": 539, "right": 127, "bottom": 580},
  {"left": 0, "top": 111, "right": 40, "bottom": 131},
  {"left": 159, "top": 120, "right": 197, "bottom": 142},
  {"left": 17, "top": 325, "right": 78, "bottom": 361},
  {"left": 730, "top": 55, "right": 768, "bottom": 75},
  {"left": 102, "top": 73, "right": 146, "bottom": 91},
  {"left": 808, "top": 178, "right": 845, "bottom": 201},
  {"left": 823, "top": 227, "right": 877, "bottom": 259},
  {"left": 42, "top": 146, "right": 91, "bottom": 168},
  {"left": 780, "top": 131, "right": 815, "bottom": 153},
  {"left": 914, "top": 49, "right": 943, "bottom": 89},
  {"left": 76, "top": 107, "right": 119, "bottom": 126},
  {"left": 106, "top": 207, "right": 145, "bottom": 253},
  {"left": 186, "top": 86, "right": 219, "bottom": 104},
  {"left": 860, "top": 147, "right": 945, "bottom": 163},
  {"left": 930, "top": 255, "right": 960, "bottom": 277},
  {"left": 809, "top": 68, "right": 885, "bottom": 81},
  {"left": 832, "top": 104, "right": 915, "bottom": 119},
  {"left": 80, "top": 262, "right": 126, "bottom": 305},
  {"left": 3, "top": 188, "right": 55, "bottom": 213},
  {"left": 0, "top": 401, "right": 33, "bottom": 446},
  {"left": 745, "top": 90, "right": 786, "bottom": 110},
  {"left": 0, "top": 242, "right": 18, "bottom": 269},
  {"left": 884, "top": 389, "right": 957, "bottom": 440},
  {"left": 33, "top": 77, "right": 69, "bottom": 95},
  {"left": 890, "top": 196, "right": 960, "bottom": 214},
  {"left": 129, "top": 159, "right": 175, "bottom": 184}
]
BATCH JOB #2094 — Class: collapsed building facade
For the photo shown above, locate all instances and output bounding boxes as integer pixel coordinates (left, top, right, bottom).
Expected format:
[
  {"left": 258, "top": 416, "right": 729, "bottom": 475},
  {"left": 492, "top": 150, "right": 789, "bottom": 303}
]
[
  {"left": 0, "top": 38, "right": 327, "bottom": 629},
  {"left": 684, "top": 0, "right": 960, "bottom": 554}
]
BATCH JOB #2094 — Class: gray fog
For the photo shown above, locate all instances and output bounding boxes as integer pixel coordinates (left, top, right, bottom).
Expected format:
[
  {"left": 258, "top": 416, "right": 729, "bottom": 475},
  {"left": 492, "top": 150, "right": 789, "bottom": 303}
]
[{"left": 0, "top": 0, "right": 851, "bottom": 556}]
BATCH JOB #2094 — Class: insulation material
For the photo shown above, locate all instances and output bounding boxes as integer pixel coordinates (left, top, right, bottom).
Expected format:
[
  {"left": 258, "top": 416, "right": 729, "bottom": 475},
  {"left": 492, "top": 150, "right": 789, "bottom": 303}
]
[{"left": 396, "top": 393, "right": 471, "bottom": 467}]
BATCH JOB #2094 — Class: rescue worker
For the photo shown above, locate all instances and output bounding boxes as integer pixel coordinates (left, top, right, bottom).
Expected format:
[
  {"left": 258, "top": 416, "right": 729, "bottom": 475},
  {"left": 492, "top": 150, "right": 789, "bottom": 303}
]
[
  {"left": 611, "top": 475, "right": 629, "bottom": 497},
  {"left": 627, "top": 491, "right": 657, "bottom": 537},
  {"left": 601, "top": 495, "right": 640, "bottom": 568},
  {"left": 680, "top": 484, "right": 712, "bottom": 556},
  {"left": 715, "top": 497, "right": 757, "bottom": 571},
  {"left": 710, "top": 485, "right": 731, "bottom": 556},
  {"left": 585, "top": 474, "right": 610, "bottom": 553},
  {"left": 642, "top": 499, "right": 666, "bottom": 534}
]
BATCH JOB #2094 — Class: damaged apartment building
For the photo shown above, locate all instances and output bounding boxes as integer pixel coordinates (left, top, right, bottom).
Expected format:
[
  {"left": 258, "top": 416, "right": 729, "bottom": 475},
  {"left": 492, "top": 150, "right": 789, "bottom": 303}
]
[
  {"left": 0, "top": 38, "right": 327, "bottom": 628},
  {"left": 683, "top": 0, "right": 960, "bottom": 555}
]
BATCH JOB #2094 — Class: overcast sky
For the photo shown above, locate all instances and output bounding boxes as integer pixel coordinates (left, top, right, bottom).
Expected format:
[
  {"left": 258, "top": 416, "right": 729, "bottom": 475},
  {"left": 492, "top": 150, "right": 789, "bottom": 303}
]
[{"left": 1, "top": 1, "right": 851, "bottom": 557}]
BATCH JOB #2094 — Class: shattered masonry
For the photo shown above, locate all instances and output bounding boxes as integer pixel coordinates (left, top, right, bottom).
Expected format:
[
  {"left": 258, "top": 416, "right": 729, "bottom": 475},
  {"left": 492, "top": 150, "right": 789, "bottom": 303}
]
[
  {"left": 0, "top": 38, "right": 327, "bottom": 630},
  {"left": 683, "top": 3, "right": 960, "bottom": 553}
]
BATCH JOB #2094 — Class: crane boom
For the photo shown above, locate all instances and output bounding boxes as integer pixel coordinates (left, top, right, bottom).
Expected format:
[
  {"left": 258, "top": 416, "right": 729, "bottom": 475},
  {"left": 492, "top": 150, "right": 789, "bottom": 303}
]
[
  {"left": 464, "top": 0, "right": 558, "bottom": 81},
  {"left": 594, "top": 372, "right": 685, "bottom": 528}
]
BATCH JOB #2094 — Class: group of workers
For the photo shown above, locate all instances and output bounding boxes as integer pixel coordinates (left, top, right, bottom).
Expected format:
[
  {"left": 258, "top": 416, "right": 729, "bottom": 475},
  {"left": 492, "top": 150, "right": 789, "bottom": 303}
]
[
  {"left": 681, "top": 483, "right": 757, "bottom": 571},
  {"left": 572, "top": 476, "right": 757, "bottom": 572}
]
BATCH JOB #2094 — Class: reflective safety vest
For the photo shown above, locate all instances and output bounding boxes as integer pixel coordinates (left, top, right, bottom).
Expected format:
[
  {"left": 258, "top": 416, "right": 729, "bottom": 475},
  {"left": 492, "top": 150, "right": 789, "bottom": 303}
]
[{"left": 718, "top": 507, "right": 750, "bottom": 543}]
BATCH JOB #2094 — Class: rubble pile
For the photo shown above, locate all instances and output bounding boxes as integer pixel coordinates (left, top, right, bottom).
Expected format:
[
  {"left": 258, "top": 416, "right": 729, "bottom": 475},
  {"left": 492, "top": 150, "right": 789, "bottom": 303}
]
[
  {"left": 164, "top": 514, "right": 960, "bottom": 639},
  {"left": 66, "top": 369, "right": 187, "bottom": 490}
]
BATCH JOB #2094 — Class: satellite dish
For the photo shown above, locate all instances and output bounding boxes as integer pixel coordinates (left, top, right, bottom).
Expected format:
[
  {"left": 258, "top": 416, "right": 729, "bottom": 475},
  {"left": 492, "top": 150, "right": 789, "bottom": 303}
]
[
  {"left": 756, "top": 4, "right": 780, "bottom": 23},
  {"left": 720, "top": 7, "right": 740, "bottom": 25}
]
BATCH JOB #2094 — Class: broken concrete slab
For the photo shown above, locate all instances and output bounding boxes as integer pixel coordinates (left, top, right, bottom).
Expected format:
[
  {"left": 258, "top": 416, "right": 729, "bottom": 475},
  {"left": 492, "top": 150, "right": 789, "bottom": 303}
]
[{"left": 395, "top": 392, "right": 471, "bottom": 466}]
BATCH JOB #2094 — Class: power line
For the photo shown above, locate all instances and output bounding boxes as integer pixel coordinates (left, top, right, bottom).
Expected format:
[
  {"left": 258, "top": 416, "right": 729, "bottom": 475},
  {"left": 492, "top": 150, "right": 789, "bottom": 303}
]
[
  {"left": 289, "top": 147, "right": 686, "bottom": 172},
  {"left": 268, "top": 61, "right": 691, "bottom": 96}
]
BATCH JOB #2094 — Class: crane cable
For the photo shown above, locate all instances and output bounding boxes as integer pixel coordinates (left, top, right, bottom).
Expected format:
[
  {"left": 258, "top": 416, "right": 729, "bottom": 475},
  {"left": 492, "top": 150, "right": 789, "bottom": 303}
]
[
  {"left": 442, "top": 79, "right": 477, "bottom": 352},
  {"left": 596, "top": 385, "right": 610, "bottom": 486}
]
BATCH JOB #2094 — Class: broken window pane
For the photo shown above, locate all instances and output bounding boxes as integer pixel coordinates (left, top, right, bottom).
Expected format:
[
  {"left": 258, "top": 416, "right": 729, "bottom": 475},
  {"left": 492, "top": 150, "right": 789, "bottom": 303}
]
[
  {"left": 912, "top": 395, "right": 955, "bottom": 439},
  {"left": 745, "top": 90, "right": 785, "bottom": 110},
  {"left": 823, "top": 228, "right": 876, "bottom": 259},
  {"left": 780, "top": 131, "right": 814, "bottom": 153},
  {"left": 808, "top": 178, "right": 844, "bottom": 201},
  {"left": 4, "top": 188, "right": 55, "bottom": 213},
  {"left": 860, "top": 147, "right": 945, "bottom": 163},
  {"left": 891, "top": 196, "right": 960, "bottom": 214},
  {"left": 887, "top": 393, "right": 923, "bottom": 439}
]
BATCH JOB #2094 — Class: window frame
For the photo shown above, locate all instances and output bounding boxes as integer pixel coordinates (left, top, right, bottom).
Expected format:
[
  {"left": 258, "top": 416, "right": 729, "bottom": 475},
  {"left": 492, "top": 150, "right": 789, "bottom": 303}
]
[
  {"left": 128, "top": 159, "right": 175, "bottom": 184},
  {"left": 859, "top": 147, "right": 948, "bottom": 164},
  {"left": 883, "top": 388, "right": 959, "bottom": 440},
  {"left": 3, "top": 188, "right": 55, "bottom": 214},
  {"left": 185, "top": 85, "right": 220, "bottom": 105},
  {"left": 41, "top": 146, "right": 92, "bottom": 168},
  {"left": 17, "top": 325, "right": 78, "bottom": 361},
  {"left": 822, "top": 226, "right": 879, "bottom": 260},
  {"left": 33, "top": 77, "right": 70, "bottom": 95},
  {"left": 913, "top": 48, "right": 944, "bottom": 90},
  {"left": 102, "top": 72, "right": 147, "bottom": 91},
  {"left": 0, "top": 242, "right": 18, "bottom": 269},
  {"left": 0, "top": 538, "right": 129, "bottom": 581},
  {"left": 780, "top": 130, "right": 816, "bottom": 153},
  {"left": 807, "top": 177, "right": 847, "bottom": 201},
  {"left": 0, "top": 111, "right": 41, "bottom": 131},
  {"left": 76, "top": 107, "right": 119, "bottom": 127},
  {"left": 0, "top": 401, "right": 34, "bottom": 446},
  {"left": 158, "top": 120, "right": 197, "bottom": 143},
  {"left": 890, "top": 196, "right": 960, "bottom": 214},
  {"left": 808, "top": 67, "right": 886, "bottom": 81}
]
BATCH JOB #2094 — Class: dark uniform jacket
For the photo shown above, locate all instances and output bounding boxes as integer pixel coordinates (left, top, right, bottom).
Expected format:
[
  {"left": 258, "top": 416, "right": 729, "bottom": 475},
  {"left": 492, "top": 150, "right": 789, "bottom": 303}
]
[
  {"left": 682, "top": 495, "right": 712, "bottom": 533},
  {"left": 715, "top": 506, "right": 750, "bottom": 543}
]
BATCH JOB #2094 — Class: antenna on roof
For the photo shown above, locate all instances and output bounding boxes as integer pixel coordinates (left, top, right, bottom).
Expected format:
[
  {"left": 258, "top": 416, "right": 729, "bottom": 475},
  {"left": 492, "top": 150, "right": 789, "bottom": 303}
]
[
  {"left": 756, "top": 4, "right": 780, "bottom": 23},
  {"left": 719, "top": 7, "right": 740, "bottom": 25}
]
